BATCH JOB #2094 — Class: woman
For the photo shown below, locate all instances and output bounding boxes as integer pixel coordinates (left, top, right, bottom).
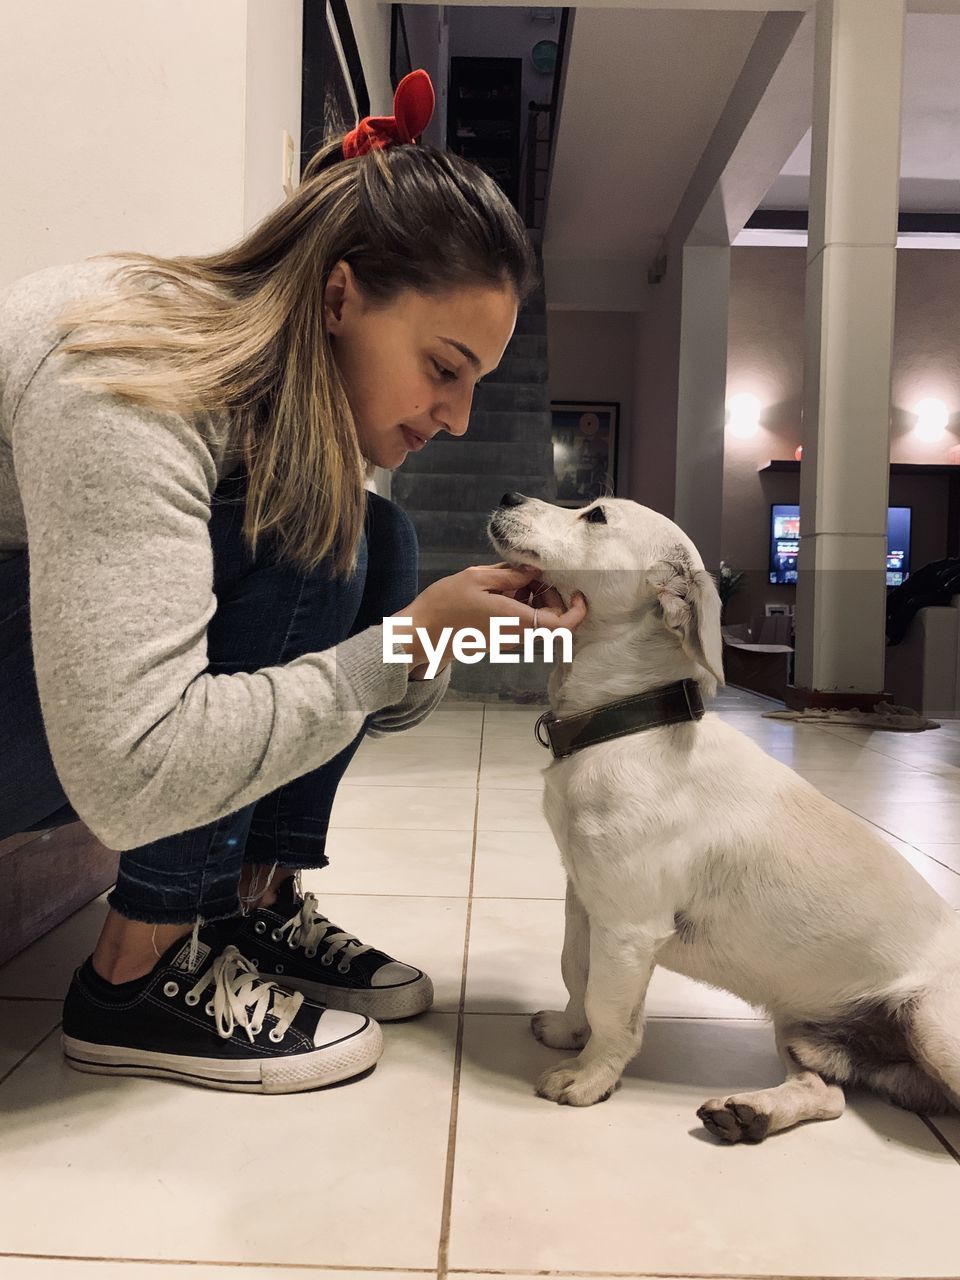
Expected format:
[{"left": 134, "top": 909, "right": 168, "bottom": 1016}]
[{"left": 0, "top": 71, "right": 587, "bottom": 1093}]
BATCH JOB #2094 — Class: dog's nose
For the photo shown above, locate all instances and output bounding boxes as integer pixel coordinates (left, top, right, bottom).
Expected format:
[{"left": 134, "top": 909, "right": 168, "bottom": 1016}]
[{"left": 500, "top": 492, "right": 527, "bottom": 508}]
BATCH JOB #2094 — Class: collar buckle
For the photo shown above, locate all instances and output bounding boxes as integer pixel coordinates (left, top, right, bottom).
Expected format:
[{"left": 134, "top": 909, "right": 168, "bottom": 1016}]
[{"left": 535, "top": 710, "right": 554, "bottom": 751}]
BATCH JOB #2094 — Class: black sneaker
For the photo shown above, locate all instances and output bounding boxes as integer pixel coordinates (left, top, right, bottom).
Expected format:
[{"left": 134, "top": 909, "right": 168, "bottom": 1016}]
[
  {"left": 61, "top": 922, "right": 383, "bottom": 1093},
  {"left": 228, "top": 876, "right": 434, "bottom": 1021}
]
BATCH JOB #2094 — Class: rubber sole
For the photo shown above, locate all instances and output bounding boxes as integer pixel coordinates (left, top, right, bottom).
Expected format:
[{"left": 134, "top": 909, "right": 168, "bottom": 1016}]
[
  {"left": 61, "top": 1017, "right": 383, "bottom": 1094},
  {"left": 279, "top": 972, "right": 435, "bottom": 1021}
]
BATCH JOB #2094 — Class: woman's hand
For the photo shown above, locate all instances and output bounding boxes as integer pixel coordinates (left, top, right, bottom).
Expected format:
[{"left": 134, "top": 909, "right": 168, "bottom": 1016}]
[
  {"left": 395, "top": 562, "right": 588, "bottom": 677},
  {"left": 499, "top": 573, "right": 578, "bottom": 625}
]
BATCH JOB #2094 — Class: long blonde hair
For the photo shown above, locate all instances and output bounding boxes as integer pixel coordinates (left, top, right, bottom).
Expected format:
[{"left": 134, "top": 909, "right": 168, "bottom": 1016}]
[{"left": 53, "top": 138, "right": 538, "bottom": 576}]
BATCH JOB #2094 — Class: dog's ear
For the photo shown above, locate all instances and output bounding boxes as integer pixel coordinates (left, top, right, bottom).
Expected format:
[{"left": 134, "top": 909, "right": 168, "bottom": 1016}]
[{"left": 652, "top": 549, "right": 725, "bottom": 687}]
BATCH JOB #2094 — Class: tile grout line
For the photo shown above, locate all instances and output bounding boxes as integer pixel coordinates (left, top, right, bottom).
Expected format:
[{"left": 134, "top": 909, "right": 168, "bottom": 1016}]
[
  {"left": 446, "top": 1270, "right": 950, "bottom": 1279},
  {"left": 0, "top": 1254, "right": 433, "bottom": 1273},
  {"left": 0, "top": 1259, "right": 935, "bottom": 1280},
  {"left": 898, "top": 844, "right": 960, "bottom": 877},
  {"left": 820, "top": 731, "right": 959, "bottom": 772},
  {"left": 435, "top": 703, "right": 487, "bottom": 1280},
  {"left": 3, "top": 694, "right": 956, "bottom": 1280},
  {"left": 0, "top": 1019, "right": 62, "bottom": 1089},
  {"left": 809, "top": 795, "right": 953, "bottom": 857},
  {"left": 918, "top": 1113, "right": 960, "bottom": 1166}
]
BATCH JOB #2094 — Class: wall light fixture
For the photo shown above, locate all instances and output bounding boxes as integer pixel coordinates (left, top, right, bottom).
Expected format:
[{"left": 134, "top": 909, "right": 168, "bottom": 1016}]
[
  {"left": 726, "top": 393, "right": 762, "bottom": 439},
  {"left": 913, "top": 398, "right": 949, "bottom": 443}
]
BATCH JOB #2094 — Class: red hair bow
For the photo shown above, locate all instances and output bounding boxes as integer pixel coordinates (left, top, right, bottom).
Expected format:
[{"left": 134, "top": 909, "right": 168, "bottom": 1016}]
[{"left": 342, "top": 69, "right": 436, "bottom": 159}]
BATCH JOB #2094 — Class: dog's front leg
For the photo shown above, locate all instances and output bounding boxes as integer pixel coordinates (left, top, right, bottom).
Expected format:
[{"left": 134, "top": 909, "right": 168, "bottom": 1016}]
[
  {"left": 536, "top": 921, "right": 655, "bottom": 1107},
  {"left": 532, "top": 877, "right": 590, "bottom": 1050}
]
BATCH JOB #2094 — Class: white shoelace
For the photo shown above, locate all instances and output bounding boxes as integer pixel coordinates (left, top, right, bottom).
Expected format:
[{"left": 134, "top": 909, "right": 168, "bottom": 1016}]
[
  {"left": 185, "top": 944, "right": 304, "bottom": 1043},
  {"left": 274, "top": 892, "right": 373, "bottom": 972}
]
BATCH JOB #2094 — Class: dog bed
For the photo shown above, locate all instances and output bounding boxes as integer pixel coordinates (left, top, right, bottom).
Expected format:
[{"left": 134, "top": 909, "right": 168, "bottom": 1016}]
[{"left": 761, "top": 703, "right": 941, "bottom": 732}]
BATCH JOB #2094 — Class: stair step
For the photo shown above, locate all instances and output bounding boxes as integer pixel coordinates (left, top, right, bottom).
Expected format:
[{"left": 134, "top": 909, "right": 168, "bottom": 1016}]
[
  {"left": 406, "top": 507, "right": 497, "bottom": 552},
  {"left": 401, "top": 437, "right": 552, "bottom": 476},
  {"left": 418, "top": 548, "right": 499, "bottom": 572},
  {"left": 486, "top": 356, "right": 547, "bottom": 384},
  {"left": 387, "top": 245, "right": 552, "bottom": 701},
  {"left": 392, "top": 472, "right": 558, "bottom": 511},
  {"left": 416, "top": 548, "right": 501, "bottom": 592},
  {"left": 465, "top": 410, "right": 551, "bottom": 443},
  {"left": 474, "top": 382, "right": 549, "bottom": 412},
  {"left": 504, "top": 333, "right": 547, "bottom": 360},
  {"left": 448, "top": 656, "right": 550, "bottom": 702},
  {"left": 514, "top": 312, "right": 547, "bottom": 336}
]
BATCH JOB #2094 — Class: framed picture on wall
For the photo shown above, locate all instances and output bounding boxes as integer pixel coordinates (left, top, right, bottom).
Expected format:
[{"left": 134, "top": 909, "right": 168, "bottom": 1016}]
[
  {"left": 550, "top": 401, "right": 619, "bottom": 506},
  {"left": 301, "top": 0, "right": 370, "bottom": 174}
]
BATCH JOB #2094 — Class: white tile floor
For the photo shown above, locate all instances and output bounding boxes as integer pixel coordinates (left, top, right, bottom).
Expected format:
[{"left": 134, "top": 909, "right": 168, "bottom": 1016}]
[{"left": 2, "top": 686, "right": 960, "bottom": 1278}]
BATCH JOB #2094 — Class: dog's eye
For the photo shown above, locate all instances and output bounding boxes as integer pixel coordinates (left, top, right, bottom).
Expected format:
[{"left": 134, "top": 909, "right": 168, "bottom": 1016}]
[{"left": 583, "top": 505, "right": 607, "bottom": 525}]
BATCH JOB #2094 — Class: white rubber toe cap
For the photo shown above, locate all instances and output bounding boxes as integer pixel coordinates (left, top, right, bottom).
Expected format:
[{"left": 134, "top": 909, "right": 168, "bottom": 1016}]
[
  {"left": 371, "top": 961, "right": 422, "bottom": 989},
  {"left": 312, "top": 1007, "right": 374, "bottom": 1048}
]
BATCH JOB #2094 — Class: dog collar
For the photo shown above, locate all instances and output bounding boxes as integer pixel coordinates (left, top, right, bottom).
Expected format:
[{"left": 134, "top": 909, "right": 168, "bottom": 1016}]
[{"left": 534, "top": 679, "right": 704, "bottom": 759}]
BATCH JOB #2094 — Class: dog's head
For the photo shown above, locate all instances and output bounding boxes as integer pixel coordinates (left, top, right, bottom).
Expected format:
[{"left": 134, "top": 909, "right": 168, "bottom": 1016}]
[{"left": 487, "top": 492, "right": 724, "bottom": 691}]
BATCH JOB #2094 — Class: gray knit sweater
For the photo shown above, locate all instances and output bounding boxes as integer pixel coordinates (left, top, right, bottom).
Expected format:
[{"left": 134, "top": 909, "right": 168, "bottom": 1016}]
[{"left": 0, "top": 256, "right": 449, "bottom": 851}]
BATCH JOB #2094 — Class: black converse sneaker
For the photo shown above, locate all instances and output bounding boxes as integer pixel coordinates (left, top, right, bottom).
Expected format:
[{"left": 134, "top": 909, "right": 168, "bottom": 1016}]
[
  {"left": 61, "top": 921, "right": 383, "bottom": 1093},
  {"left": 229, "top": 876, "right": 434, "bottom": 1021}
]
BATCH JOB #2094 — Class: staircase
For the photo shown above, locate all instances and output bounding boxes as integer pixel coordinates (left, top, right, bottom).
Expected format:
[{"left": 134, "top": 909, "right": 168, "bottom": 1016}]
[{"left": 394, "top": 272, "right": 557, "bottom": 701}]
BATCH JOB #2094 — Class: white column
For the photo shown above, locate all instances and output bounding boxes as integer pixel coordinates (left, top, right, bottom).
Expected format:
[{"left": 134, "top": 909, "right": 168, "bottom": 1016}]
[
  {"left": 793, "top": 0, "right": 905, "bottom": 702},
  {"left": 674, "top": 244, "right": 730, "bottom": 571}
]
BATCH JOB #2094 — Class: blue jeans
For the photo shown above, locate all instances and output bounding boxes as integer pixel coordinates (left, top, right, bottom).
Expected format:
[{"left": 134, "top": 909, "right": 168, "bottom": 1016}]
[{"left": 0, "top": 465, "right": 419, "bottom": 924}]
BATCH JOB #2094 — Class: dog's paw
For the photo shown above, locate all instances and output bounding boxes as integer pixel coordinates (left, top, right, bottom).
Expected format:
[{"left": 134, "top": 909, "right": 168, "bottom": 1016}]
[
  {"left": 531, "top": 1010, "right": 589, "bottom": 1050},
  {"left": 536, "top": 1060, "right": 620, "bottom": 1107},
  {"left": 697, "top": 1097, "right": 771, "bottom": 1144}
]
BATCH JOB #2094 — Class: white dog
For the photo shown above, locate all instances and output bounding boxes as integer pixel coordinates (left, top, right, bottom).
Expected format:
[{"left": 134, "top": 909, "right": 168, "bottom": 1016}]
[{"left": 487, "top": 493, "right": 960, "bottom": 1142}]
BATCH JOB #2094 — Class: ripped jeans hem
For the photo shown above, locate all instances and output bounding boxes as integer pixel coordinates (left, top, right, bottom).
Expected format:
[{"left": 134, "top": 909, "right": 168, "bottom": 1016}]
[{"left": 104, "top": 886, "right": 242, "bottom": 927}]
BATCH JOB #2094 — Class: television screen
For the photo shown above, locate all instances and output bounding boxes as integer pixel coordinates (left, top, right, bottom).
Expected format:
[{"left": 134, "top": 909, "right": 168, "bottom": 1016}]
[
  {"left": 886, "top": 507, "right": 911, "bottom": 587},
  {"left": 770, "top": 506, "right": 800, "bottom": 585},
  {"left": 769, "top": 505, "right": 911, "bottom": 586}
]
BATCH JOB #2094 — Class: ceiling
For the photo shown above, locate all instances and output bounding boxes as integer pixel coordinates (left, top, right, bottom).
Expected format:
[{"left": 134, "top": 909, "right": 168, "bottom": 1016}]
[
  {"left": 543, "top": 7, "right": 764, "bottom": 307},
  {"left": 546, "top": 8, "right": 764, "bottom": 257},
  {"left": 760, "top": 14, "right": 960, "bottom": 213},
  {"left": 403, "top": 2, "right": 960, "bottom": 307},
  {"left": 425, "top": 1, "right": 960, "bottom": 11}
]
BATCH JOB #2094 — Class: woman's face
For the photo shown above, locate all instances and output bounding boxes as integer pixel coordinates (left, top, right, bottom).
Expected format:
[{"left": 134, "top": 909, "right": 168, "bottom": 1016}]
[{"left": 323, "top": 259, "right": 519, "bottom": 469}]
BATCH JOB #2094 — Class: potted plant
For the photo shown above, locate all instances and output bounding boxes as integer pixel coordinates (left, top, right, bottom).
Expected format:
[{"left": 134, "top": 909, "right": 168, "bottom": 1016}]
[{"left": 712, "top": 560, "right": 744, "bottom": 625}]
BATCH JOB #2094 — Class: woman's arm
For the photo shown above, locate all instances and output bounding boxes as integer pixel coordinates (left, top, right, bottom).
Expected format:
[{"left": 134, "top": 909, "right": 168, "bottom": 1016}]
[
  {"left": 365, "top": 661, "right": 451, "bottom": 737},
  {"left": 13, "top": 349, "right": 411, "bottom": 851}
]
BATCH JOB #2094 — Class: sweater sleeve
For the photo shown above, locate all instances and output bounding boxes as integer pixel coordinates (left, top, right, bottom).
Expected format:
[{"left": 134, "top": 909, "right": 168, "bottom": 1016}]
[
  {"left": 11, "top": 349, "right": 411, "bottom": 851},
  {"left": 365, "top": 662, "right": 452, "bottom": 738}
]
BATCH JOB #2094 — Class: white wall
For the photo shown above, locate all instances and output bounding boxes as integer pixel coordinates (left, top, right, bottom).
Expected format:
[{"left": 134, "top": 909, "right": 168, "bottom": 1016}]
[
  {"left": 1, "top": 0, "right": 244, "bottom": 280},
  {"left": 547, "top": 310, "right": 639, "bottom": 497},
  {"left": 1, "top": 0, "right": 301, "bottom": 285},
  {"left": 244, "top": 1, "right": 303, "bottom": 233},
  {"left": 0, "top": 1, "right": 431, "bottom": 500}
]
